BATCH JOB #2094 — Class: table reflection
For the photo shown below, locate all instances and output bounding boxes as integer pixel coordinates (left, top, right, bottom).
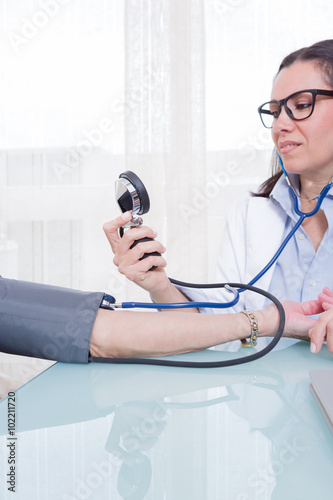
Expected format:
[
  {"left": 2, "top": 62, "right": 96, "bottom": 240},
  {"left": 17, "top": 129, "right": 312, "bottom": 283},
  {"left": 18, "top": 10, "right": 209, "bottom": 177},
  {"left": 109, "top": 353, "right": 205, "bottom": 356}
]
[{"left": 0, "top": 343, "right": 332, "bottom": 499}]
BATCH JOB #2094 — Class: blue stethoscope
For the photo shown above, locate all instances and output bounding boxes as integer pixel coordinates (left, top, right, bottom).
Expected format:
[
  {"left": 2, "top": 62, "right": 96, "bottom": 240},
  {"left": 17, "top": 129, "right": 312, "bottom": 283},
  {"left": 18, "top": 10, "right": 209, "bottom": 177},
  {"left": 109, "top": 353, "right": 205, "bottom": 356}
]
[
  {"left": 247, "top": 153, "right": 333, "bottom": 288},
  {"left": 94, "top": 161, "right": 333, "bottom": 368},
  {"left": 103, "top": 154, "right": 333, "bottom": 312}
]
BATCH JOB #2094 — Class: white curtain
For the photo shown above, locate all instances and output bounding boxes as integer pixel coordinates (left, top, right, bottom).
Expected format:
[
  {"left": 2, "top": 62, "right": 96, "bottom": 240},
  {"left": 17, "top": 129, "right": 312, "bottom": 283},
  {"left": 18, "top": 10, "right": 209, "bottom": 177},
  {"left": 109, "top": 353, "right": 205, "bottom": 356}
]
[
  {"left": 2, "top": 1, "right": 333, "bottom": 497},
  {"left": 1, "top": 0, "right": 333, "bottom": 301},
  {"left": 124, "top": 0, "right": 208, "bottom": 285}
]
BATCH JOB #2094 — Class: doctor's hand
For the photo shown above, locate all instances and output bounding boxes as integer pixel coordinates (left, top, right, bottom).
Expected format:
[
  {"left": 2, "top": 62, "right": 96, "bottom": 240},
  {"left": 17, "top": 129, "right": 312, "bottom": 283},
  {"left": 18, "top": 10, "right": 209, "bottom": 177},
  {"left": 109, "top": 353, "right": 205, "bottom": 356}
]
[
  {"left": 308, "top": 287, "right": 333, "bottom": 354},
  {"left": 103, "top": 212, "right": 199, "bottom": 311},
  {"left": 318, "top": 286, "right": 333, "bottom": 310},
  {"left": 103, "top": 212, "right": 172, "bottom": 298}
]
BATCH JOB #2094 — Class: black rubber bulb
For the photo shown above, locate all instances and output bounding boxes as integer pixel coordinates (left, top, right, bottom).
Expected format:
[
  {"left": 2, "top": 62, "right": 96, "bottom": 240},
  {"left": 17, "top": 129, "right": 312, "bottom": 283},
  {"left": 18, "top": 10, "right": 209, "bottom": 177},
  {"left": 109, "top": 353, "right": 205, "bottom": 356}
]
[{"left": 130, "top": 237, "right": 161, "bottom": 270}]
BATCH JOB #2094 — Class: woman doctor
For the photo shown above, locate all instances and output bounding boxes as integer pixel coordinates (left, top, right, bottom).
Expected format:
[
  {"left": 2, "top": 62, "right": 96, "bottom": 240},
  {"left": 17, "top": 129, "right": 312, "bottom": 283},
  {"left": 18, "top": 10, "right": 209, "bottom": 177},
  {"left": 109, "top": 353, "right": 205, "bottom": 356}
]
[{"left": 104, "top": 39, "right": 333, "bottom": 353}]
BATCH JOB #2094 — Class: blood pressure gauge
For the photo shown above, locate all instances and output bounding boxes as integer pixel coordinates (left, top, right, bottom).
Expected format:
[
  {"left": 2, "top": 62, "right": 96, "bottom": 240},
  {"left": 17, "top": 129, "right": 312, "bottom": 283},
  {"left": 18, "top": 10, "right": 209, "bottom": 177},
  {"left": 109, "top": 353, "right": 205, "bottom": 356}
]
[
  {"left": 115, "top": 171, "right": 160, "bottom": 265},
  {"left": 115, "top": 171, "right": 150, "bottom": 230}
]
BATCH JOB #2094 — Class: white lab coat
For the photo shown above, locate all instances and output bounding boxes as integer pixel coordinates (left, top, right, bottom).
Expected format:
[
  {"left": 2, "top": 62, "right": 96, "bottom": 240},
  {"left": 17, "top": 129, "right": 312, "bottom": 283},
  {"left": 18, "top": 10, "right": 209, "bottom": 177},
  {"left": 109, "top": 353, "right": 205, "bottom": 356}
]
[
  {"left": 214, "top": 194, "right": 288, "bottom": 311},
  {"left": 178, "top": 194, "right": 288, "bottom": 313}
]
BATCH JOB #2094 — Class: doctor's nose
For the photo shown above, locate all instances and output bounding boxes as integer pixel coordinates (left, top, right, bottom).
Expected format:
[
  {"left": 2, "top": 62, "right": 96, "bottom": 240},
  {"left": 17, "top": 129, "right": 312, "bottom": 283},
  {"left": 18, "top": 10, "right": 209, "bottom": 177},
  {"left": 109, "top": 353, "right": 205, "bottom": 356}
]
[{"left": 272, "top": 106, "right": 296, "bottom": 133}]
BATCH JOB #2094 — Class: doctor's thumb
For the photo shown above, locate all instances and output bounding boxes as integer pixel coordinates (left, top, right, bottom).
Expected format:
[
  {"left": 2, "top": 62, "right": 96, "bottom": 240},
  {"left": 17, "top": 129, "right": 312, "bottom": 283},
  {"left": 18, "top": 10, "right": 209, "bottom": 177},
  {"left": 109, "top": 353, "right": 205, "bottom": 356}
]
[{"left": 103, "top": 211, "right": 132, "bottom": 251}]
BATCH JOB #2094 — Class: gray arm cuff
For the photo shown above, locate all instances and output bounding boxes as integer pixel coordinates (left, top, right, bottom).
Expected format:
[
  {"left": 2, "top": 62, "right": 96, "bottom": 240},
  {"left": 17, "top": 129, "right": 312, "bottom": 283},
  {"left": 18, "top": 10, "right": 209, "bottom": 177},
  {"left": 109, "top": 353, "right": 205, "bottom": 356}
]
[{"left": 0, "top": 278, "right": 104, "bottom": 363}]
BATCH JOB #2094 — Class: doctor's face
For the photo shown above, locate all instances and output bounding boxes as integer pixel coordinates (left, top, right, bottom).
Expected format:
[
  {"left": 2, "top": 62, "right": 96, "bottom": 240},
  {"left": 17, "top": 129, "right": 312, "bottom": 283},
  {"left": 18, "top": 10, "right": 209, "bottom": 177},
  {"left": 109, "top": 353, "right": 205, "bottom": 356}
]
[{"left": 271, "top": 60, "right": 333, "bottom": 183}]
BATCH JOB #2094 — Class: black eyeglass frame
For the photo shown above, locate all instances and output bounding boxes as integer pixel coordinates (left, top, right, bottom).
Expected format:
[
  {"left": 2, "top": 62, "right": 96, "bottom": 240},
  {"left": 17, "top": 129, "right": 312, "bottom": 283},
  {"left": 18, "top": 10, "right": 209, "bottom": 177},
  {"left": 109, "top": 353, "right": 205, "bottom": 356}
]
[{"left": 258, "top": 88, "right": 333, "bottom": 129}]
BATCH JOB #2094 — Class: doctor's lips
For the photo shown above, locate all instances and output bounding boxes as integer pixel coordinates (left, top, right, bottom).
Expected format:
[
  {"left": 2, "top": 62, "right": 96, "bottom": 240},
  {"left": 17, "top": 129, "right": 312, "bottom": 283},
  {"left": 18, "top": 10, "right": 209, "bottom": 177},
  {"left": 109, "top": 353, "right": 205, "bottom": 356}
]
[{"left": 279, "top": 141, "right": 301, "bottom": 153}]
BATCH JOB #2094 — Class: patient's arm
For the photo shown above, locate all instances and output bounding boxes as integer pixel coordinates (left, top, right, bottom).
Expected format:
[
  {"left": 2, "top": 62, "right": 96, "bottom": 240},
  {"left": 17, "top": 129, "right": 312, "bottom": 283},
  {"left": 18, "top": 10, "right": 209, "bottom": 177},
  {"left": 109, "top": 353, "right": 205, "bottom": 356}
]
[
  {"left": 90, "top": 308, "right": 251, "bottom": 358},
  {"left": 89, "top": 299, "right": 320, "bottom": 359}
]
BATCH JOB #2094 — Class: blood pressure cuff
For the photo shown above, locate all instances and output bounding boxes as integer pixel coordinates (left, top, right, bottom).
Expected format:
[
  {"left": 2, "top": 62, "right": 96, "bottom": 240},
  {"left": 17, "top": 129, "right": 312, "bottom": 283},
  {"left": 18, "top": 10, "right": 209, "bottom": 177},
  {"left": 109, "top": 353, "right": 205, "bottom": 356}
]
[{"left": 0, "top": 277, "right": 104, "bottom": 363}]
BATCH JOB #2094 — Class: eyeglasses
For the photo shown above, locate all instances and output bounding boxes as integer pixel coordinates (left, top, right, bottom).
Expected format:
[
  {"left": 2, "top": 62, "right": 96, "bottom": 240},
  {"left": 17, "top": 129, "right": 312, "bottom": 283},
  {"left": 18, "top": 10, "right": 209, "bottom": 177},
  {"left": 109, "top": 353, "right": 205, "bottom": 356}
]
[{"left": 258, "top": 89, "right": 333, "bottom": 129}]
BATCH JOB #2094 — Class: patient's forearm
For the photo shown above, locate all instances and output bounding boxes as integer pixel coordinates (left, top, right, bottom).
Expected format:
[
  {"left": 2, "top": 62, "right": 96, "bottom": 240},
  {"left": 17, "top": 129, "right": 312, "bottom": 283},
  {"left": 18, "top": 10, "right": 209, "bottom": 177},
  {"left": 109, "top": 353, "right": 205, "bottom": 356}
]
[{"left": 89, "top": 308, "right": 277, "bottom": 358}]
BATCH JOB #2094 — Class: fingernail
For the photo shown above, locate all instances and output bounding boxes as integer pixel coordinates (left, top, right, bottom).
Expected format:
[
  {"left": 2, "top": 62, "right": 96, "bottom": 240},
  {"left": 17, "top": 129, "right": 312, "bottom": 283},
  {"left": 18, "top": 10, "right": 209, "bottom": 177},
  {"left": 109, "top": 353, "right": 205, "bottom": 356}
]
[
  {"left": 152, "top": 230, "right": 158, "bottom": 236},
  {"left": 310, "top": 342, "right": 317, "bottom": 354},
  {"left": 122, "top": 211, "right": 131, "bottom": 221}
]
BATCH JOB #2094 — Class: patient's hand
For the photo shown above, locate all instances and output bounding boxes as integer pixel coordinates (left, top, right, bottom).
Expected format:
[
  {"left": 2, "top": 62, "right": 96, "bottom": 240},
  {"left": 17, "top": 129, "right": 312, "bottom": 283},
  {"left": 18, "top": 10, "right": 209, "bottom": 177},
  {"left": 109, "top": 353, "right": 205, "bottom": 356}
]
[
  {"left": 281, "top": 300, "right": 322, "bottom": 341},
  {"left": 258, "top": 300, "right": 322, "bottom": 343}
]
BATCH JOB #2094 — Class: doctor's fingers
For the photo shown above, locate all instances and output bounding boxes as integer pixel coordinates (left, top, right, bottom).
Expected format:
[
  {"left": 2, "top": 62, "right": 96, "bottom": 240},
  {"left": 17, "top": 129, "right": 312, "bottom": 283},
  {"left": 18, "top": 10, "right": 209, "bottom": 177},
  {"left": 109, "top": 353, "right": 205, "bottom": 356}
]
[
  {"left": 318, "top": 287, "right": 333, "bottom": 310},
  {"left": 113, "top": 226, "right": 163, "bottom": 265},
  {"left": 118, "top": 254, "right": 167, "bottom": 285},
  {"left": 103, "top": 211, "right": 133, "bottom": 253},
  {"left": 116, "top": 237, "right": 167, "bottom": 271},
  {"left": 322, "top": 286, "right": 333, "bottom": 297},
  {"left": 309, "top": 309, "right": 333, "bottom": 353}
]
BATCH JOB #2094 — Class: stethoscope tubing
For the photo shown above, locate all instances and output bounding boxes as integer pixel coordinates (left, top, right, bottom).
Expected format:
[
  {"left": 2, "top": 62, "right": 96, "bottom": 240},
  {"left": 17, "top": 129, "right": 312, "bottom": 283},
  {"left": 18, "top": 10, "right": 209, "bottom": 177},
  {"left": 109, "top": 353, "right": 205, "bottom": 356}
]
[{"left": 98, "top": 158, "right": 332, "bottom": 367}]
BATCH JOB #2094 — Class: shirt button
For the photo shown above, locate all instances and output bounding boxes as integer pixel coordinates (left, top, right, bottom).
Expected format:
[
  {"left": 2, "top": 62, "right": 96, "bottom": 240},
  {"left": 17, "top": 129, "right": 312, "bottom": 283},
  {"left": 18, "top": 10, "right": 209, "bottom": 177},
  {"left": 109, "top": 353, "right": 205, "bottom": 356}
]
[
  {"left": 298, "top": 233, "right": 305, "bottom": 240},
  {"left": 309, "top": 280, "right": 316, "bottom": 286}
]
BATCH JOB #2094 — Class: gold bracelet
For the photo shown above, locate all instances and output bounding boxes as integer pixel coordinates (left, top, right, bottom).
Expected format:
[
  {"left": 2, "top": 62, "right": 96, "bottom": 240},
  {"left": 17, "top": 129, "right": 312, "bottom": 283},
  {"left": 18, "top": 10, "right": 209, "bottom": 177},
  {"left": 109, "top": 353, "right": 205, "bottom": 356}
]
[{"left": 240, "top": 310, "right": 258, "bottom": 347}]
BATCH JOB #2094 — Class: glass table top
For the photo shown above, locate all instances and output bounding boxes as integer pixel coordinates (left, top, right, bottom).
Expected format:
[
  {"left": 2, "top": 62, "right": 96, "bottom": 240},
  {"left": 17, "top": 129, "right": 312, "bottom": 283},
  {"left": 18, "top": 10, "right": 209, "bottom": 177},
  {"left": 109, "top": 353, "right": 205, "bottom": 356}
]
[{"left": 1, "top": 341, "right": 333, "bottom": 499}]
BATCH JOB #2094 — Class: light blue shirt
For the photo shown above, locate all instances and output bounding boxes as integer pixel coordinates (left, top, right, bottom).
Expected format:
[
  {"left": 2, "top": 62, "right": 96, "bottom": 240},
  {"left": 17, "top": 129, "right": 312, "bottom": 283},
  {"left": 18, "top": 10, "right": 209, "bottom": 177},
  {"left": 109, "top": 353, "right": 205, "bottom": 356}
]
[{"left": 268, "top": 175, "right": 333, "bottom": 304}]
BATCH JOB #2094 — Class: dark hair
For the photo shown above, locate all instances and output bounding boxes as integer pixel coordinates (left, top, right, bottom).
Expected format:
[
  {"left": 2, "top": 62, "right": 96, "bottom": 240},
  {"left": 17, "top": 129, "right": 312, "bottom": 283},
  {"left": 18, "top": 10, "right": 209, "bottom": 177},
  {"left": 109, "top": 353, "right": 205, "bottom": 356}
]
[{"left": 254, "top": 39, "right": 333, "bottom": 198}]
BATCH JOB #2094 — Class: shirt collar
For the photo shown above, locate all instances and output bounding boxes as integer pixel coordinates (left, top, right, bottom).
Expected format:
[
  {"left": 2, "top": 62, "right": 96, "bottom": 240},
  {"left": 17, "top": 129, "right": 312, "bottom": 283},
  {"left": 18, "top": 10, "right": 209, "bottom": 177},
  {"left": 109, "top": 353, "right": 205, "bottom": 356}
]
[
  {"left": 270, "top": 174, "right": 297, "bottom": 220},
  {"left": 270, "top": 173, "right": 333, "bottom": 220}
]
